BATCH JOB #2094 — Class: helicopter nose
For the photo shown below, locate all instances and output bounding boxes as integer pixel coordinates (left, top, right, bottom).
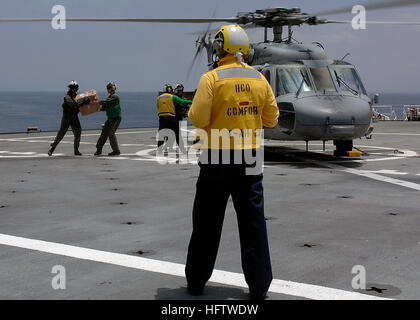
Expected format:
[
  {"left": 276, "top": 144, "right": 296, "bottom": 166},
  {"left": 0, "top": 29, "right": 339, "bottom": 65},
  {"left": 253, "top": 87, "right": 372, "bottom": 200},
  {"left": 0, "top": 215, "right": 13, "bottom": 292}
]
[{"left": 291, "top": 95, "right": 372, "bottom": 140}]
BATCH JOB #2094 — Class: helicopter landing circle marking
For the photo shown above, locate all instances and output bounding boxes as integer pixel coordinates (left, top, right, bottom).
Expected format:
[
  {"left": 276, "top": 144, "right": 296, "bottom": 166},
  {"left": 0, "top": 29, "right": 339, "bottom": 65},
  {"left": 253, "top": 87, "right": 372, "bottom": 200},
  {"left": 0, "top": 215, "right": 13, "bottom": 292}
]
[{"left": 130, "top": 144, "right": 418, "bottom": 164}]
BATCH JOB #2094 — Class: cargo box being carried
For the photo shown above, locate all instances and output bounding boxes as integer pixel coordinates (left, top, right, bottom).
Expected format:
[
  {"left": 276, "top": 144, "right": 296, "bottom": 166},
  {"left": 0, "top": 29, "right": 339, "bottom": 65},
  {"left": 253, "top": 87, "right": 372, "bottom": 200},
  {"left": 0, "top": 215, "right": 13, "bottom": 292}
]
[{"left": 76, "top": 90, "right": 100, "bottom": 116}]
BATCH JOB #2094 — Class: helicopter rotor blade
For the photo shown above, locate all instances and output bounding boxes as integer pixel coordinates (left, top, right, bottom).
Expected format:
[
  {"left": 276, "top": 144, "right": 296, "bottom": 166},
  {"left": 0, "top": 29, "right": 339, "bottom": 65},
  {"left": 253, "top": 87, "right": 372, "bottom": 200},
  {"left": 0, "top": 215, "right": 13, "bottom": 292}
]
[
  {"left": 186, "top": 32, "right": 208, "bottom": 80},
  {"left": 186, "top": 23, "right": 259, "bottom": 36},
  {"left": 315, "top": 0, "right": 420, "bottom": 17},
  {"left": 185, "top": 32, "right": 209, "bottom": 81},
  {"left": 0, "top": 17, "right": 239, "bottom": 23},
  {"left": 186, "top": 45, "right": 205, "bottom": 81},
  {"left": 186, "top": 8, "right": 218, "bottom": 80},
  {"left": 326, "top": 19, "right": 420, "bottom": 25}
]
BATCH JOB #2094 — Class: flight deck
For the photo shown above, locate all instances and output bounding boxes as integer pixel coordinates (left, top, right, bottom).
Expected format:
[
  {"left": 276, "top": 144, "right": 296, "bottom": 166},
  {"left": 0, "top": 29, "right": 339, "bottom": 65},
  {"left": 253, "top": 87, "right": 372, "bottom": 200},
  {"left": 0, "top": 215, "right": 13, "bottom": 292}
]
[{"left": 0, "top": 121, "right": 419, "bottom": 300}]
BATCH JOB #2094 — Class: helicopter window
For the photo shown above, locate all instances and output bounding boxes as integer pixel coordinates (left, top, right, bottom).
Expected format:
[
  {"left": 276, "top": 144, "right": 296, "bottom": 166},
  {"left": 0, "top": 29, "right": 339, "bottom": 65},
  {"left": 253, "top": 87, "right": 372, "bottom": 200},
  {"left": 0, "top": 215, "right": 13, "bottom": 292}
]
[
  {"left": 332, "top": 66, "right": 367, "bottom": 95},
  {"left": 263, "top": 70, "right": 271, "bottom": 85},
  {"left": 276, "top": 67, "right": 313, "bottom": 96},
  {"left": 309, "top": 67, "right": 336, "bottom": 92}
]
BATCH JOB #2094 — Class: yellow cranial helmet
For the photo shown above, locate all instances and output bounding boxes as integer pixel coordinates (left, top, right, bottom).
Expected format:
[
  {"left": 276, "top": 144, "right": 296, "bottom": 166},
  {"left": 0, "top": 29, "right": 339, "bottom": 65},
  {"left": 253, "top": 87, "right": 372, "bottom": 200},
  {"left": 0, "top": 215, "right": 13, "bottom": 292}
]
[{"left": 214, "top": 24, "right": 250, "bottom": 57}]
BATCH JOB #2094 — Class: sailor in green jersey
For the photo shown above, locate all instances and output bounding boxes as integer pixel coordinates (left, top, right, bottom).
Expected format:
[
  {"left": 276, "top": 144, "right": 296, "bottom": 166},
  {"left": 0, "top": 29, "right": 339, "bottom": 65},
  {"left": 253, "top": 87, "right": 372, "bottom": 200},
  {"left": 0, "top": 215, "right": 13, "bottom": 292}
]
[
  {"left": 95, "top": 82, "right": 122, "bottom": 156},
  {"left": 157, "top": 84, "right": 192, "bottom": 154},
  {"left": 173, "top": 83, "right": 190, "bottom": 154},
  {"left": 174, "top": 84, "right": 189, "bottom": 121}
]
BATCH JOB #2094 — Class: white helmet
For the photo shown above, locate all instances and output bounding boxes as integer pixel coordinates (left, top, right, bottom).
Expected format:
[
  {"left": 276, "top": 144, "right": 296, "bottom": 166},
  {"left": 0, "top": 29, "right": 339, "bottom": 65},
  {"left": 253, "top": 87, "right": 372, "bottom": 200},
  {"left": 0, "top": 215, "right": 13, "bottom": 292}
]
[
  {"left": 68, "top": 80, "right": 79, "bottom": 89},
  {"left": 174, "top": 83, "right": 184, "bottom": 94}
]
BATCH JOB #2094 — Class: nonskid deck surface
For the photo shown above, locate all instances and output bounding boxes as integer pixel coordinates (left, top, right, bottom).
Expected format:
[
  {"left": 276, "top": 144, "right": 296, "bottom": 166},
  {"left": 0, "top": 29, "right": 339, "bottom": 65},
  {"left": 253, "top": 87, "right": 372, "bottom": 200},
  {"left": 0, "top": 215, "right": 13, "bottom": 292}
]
[{"left": 0, "top": 121, "right": 419, "bottom": 300}]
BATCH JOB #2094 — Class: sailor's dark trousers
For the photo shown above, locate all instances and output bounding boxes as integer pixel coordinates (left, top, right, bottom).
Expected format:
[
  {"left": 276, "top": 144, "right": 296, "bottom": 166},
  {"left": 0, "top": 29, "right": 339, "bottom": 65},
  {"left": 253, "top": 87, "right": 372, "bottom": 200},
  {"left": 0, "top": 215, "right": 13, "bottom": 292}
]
[
  {"left": 51, "top": 114, "right": 81, "bottom": 152},
  {"left": 157, "top": 116, "right": 184, "bottom": 152},
  {"left": 185, "top": 164, "right": 273, "bottom": 296},
  {"left": 96, "top": 117, "right": 121, "bottom": 152}
]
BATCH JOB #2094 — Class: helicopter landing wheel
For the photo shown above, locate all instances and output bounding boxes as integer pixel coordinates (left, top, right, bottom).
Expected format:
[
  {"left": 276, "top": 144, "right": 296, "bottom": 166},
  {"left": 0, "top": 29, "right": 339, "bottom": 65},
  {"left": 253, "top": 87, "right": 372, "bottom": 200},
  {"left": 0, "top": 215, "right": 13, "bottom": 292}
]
[{"left": 334, "top": 140, "right": 353, "bottom": 157}]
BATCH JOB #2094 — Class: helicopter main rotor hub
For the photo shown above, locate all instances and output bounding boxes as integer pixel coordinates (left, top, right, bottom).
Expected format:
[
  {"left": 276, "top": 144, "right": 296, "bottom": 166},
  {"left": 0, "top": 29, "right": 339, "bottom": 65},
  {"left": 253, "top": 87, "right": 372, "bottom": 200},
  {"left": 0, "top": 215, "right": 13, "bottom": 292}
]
[{"left": 235, "top": 7, "right": 327, "bottom": 29}]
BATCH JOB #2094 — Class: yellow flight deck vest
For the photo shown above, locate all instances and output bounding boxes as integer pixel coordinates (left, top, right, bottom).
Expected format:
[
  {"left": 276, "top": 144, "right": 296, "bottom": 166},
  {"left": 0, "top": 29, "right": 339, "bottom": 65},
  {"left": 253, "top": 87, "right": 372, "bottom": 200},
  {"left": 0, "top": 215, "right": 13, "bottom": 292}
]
[
  {"left": 188, "top": 56, "right": 279, "bottom": 150},
  {"left": 158, "top": 93, "right": 176, "bottom": 117}
]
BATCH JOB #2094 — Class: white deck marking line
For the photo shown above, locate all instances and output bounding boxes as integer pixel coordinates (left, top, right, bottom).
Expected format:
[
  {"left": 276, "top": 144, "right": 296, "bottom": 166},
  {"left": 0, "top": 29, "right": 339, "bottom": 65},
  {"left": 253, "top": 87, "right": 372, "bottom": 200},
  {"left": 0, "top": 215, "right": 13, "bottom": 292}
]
[
  {"left": 284, "top": 153, "right": 420, "bottom": 191},
  {"left": 0, "top": 139, "right": 95, "bottom": 145},
  {"left": 0, "top": 130, "right": 156, "bottom": 141},
  {"left": 0, "top": 233, "right": 387, "bottom": 300},
  {"left": 373, "top": 132, "right": 420, "bottom": 136},
  {"left": 0, "top": 155, "right": 50, "bottom": 158},
  {"left": 323, "top": 163, "right": 420, "bottom": 191},
  {"left": 356, "top": 145, "right": 400, "bottom": 151},
  {"left": 364, "top": 170, "right": 408, "bottom": 175},
  {"left": 364, "top": 157, "right": 409, "bottom": 162}
]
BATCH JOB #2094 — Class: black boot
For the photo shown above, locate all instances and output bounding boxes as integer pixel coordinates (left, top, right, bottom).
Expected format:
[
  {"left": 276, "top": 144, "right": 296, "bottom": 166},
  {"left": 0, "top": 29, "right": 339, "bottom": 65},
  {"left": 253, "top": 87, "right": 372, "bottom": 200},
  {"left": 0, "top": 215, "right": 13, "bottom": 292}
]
[
  {"left": 108, "top": 150, "right": 121, "bottom": 156},
  {"left": 48, "top": 146, "right": 55, "bottom": 156},
  {"left": 94, "top": 150, "right": 102, "bottom": 156},
  {"left": 187, "top": 284, "right": 204, "bottom": 296},
  {"left": 249, "top": 291, "right": 268, "bottom": 301},
  {"left": 74, "top": 150, "right": 82, "bottom": 156}
]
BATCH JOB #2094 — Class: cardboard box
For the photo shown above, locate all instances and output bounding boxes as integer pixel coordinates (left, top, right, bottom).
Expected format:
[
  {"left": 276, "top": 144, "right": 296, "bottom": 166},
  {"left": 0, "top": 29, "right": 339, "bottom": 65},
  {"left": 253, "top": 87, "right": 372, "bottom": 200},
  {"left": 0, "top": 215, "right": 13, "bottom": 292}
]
[{"left": 76, "top": 90, "right": 100, "bottom": 116}]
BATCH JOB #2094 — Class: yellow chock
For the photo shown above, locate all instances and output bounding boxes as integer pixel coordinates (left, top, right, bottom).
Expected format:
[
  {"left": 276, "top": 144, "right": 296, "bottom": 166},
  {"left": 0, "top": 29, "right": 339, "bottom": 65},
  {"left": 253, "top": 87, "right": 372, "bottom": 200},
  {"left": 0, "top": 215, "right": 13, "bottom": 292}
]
[
  {"left": 347, "top": 150, "right": 361, "bottom": 157},
  {"left": 27, "top": 126, "right": 39, "bottom": 132}
]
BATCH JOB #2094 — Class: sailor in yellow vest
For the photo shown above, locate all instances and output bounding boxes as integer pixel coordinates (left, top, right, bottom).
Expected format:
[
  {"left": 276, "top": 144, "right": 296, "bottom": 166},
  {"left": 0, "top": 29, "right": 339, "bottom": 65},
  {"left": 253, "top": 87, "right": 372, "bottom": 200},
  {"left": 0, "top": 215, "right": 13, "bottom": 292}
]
[
  {"left": 185, "top": 25, "right": 279, "bottom": 300},
  {"left": 157, "top": 84, "right": 192, "bottom": 153}
]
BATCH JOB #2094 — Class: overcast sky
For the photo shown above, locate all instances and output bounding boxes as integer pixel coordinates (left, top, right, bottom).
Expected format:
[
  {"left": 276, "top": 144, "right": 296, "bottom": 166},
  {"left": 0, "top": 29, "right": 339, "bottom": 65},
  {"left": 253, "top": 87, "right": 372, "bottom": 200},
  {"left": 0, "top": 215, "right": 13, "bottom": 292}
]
[{"left": 1, "top": 0, "right": 420, "bottom": 93}]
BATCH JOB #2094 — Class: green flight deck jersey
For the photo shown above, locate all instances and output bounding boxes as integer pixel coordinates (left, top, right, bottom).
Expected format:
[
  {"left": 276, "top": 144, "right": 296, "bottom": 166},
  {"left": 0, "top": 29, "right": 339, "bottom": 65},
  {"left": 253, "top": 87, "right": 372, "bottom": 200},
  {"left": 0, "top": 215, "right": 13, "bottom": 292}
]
[{"left": 100, "top": 94, "right": 122, "bottom": 120}]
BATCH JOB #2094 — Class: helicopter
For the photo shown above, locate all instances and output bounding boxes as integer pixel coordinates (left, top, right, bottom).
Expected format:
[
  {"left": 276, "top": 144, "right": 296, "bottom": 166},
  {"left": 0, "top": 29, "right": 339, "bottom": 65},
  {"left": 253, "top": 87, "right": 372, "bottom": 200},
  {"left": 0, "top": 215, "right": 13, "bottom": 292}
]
[
  {"left": 184, "top": 1, "right": 420, "bottom": 156},
  {"left": 2, "top": 0, "right": 420, "bottom": 156}
]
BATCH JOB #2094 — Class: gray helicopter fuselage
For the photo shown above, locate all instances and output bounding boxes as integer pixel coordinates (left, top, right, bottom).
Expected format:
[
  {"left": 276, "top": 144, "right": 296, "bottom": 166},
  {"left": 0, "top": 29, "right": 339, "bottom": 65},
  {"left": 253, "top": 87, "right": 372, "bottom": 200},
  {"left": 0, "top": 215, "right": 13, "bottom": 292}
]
[
  {"left": 264, "top": 89, "right": 372, "bottom": 141},
  {"left": 245, "top": 42, "right": 373, "bottom": 142},
  {"left": 248, "top": 41, "right": 327, "bottom": 65}
]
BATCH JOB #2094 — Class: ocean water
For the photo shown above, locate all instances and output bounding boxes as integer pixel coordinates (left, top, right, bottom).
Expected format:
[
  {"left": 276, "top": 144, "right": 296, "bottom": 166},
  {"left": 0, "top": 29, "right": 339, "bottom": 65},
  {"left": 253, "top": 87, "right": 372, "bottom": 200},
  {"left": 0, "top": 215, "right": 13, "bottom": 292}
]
[
  {"left": 0, "top": 91, "right": 419, "bottom": 134},
  {"left": 0, "top": 91, "right": 158, "bottom": 134}
]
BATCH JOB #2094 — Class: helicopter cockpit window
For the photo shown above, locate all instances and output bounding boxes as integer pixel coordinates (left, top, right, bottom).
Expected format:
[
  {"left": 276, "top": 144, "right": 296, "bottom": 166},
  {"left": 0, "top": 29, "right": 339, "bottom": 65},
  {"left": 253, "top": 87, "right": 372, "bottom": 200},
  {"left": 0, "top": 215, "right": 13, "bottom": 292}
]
[
  {"left": 276, "top": 67, "right": 313, "bottom": 96},
  {"left": 331, "top": 66, "right": 367, "bottom": 95},
  {"left": 263, "top": 70, "right": 271, "bottom": 85},
  {"left": 309, "top": 67, "right": 336, "bottom": 92}
]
